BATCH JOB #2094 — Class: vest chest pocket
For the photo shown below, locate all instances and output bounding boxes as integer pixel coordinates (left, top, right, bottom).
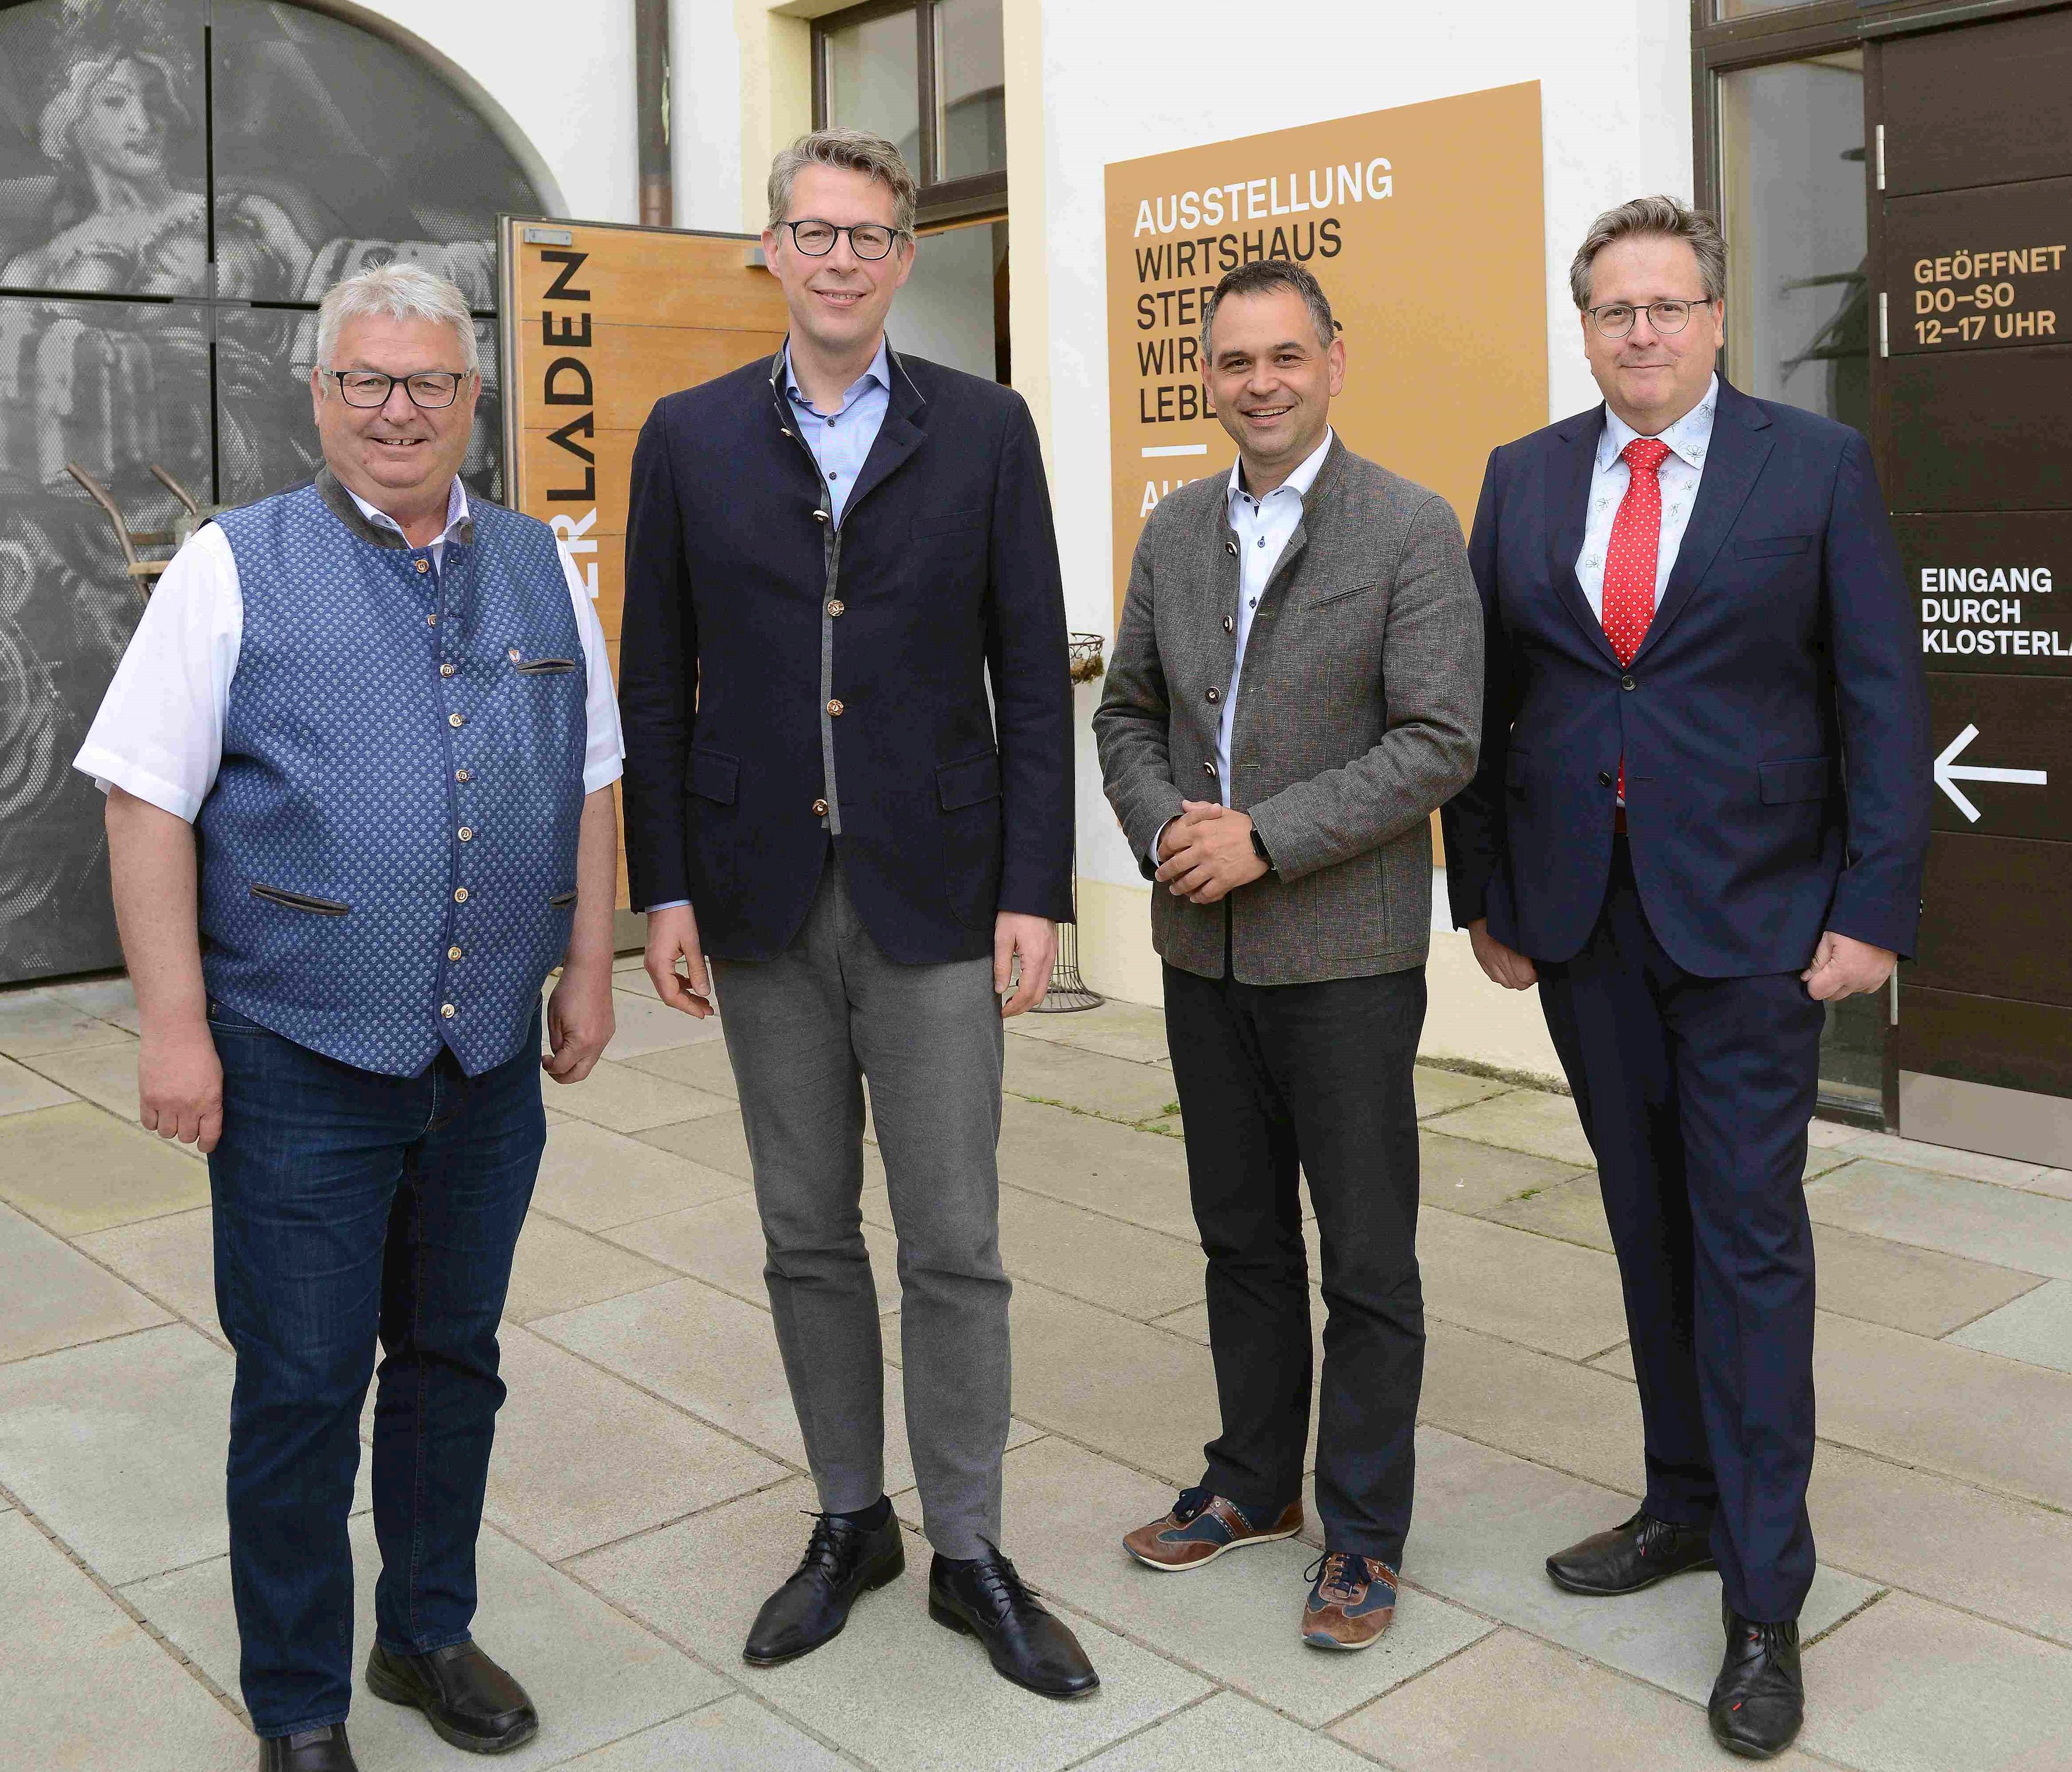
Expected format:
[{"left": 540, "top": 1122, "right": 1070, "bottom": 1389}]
[
  {"left": 250, "top": 883, "right": 350, "bottom": 916},
  {"left": 511, "top": 656, "right": 580, "bottom": 674}
]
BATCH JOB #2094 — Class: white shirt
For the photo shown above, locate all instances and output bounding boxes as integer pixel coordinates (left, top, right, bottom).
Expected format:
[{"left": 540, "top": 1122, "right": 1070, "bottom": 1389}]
[
  {"left": 73, "top": 478, "right": 624, "bottom": 822},
  {"left": 1575, "top": 373, "right": 1717, "bottom": 617},
  {"left": 1150, "top": 428, "right": 1332, "bottom": 864}
]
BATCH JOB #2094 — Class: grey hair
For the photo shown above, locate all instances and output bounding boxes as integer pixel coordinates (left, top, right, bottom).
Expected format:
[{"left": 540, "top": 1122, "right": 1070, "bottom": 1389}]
[
  {"left": 1569, "top": 195, "right": 1728, "bottom": 309},
  {"left": 767, "top": 128, "right": 918, "bottom": 240},
  {"left": 315, "top": 263, "right": 479, "bottom": 373},
  {"left": 1200, "top": 258, "right": 1337, "bottom": 363}
]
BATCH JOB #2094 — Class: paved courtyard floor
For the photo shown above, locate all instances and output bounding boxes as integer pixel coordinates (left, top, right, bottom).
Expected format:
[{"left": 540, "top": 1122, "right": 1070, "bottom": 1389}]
[{"left": 4, "top": 961, "right": 2071, "bottom": 1770}]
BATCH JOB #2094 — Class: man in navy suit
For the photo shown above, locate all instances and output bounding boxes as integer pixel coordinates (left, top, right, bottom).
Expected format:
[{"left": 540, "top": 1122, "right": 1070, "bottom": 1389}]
[
  {"left": 618, "top": 129, "right": 1095, "bottom": 1703},
  {"left": 1442, "top": 196, "right": 1929, "bottom": 1760}
]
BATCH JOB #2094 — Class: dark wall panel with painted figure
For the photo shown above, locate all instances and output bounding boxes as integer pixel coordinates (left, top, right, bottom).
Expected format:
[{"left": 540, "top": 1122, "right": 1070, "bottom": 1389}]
[{"left": 0, "top": 0, "right": 548, "bottom": 984}]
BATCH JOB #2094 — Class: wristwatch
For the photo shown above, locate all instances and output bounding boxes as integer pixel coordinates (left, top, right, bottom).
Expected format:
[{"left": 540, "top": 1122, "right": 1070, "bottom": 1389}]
[{"left": 1250, "top": 827, "right": 1275, "bottom": 873}]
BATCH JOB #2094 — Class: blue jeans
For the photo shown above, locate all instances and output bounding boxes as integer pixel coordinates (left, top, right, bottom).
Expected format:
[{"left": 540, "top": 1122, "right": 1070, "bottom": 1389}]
[{"left": 206, "top": 1001, "right": 544, "bottom": 1738}]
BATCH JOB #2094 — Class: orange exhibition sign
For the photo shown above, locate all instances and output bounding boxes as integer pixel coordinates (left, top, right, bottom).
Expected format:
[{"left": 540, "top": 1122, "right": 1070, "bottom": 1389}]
[{"left": 1103, "top": 83, "right": 1549, "bottom": 621}]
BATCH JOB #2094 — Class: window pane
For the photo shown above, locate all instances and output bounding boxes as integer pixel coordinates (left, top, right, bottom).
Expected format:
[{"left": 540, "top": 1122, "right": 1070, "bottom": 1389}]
[
  {"left": 892, "top": 218, "right": 1006, "bottom": 381},
  {"left": 0, "top": 0, "right": 209, "bottom": 299},
  {"left": 823, "top": 7, "right": 922, "bottom": 185},
  {"left": 1719, "top": 50, "right": 1879, "bottom": 1107},
  {"left": 210, "top": 0, "right": 540, "bottom": 305},
  {"left": 933, "top": 0, "right": 1005, "bottom": 183},
  {"left": 1715, "top": 0, "right": 1819, "bottom": 15}
]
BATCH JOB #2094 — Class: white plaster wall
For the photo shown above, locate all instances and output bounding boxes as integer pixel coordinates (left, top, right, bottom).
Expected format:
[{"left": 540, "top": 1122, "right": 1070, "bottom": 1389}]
[
  {"left": 1033, "top": 0, "right": 1694, "bottom": 904},
  {"left": 672, "top": 0, "right": 749, "bottom": 231},
  {"left": 357, "top": 0, "right": 639, "bottom": 224}
]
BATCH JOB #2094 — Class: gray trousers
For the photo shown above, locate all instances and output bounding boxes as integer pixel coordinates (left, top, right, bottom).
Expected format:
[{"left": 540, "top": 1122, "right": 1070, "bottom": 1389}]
[{"left": 712, "top": 855, "right": 1010, "bottom": 1558}]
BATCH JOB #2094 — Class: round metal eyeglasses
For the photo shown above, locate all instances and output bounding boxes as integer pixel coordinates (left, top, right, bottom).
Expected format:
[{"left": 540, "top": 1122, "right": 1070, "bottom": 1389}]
[
  {"left": 1585, "top": 299, "right": 1712, "bottom": 339},
  {"left": 323, "top": 368, "right": 473, "bottom": 409},
  {"left": 778, "top": 219, "right": 904, "bottom": 261}
]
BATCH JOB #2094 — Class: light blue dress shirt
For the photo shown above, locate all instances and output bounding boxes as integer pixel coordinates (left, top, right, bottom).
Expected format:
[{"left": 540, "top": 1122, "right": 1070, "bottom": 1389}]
[
  {"left": 1575, "top": 373, "right": 1718, "bottom": 618},
  {"left": 785, "top": 336, "right": 892, "bottom": 525}
]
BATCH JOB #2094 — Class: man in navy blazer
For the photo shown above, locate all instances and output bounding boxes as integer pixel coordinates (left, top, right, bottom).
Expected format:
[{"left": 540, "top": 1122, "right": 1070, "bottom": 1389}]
[
  {"left": 618, "top": 129, "right": 1094, "bottom": 1704},
  {"left": 1442, "top": 197, "right": 1929, "bottom": 1761}
]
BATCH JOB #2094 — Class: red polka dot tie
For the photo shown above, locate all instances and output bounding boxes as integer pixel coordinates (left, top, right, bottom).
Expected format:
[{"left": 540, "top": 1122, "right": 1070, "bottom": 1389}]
[{"left": 1603, "top": 436, "right": 1671, "bottom": 803}]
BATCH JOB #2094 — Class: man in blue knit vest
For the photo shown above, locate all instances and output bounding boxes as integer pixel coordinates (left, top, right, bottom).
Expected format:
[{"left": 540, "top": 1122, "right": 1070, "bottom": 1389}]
[{"left": 74, "top": 265, "right": 625, "bottom": 1772}]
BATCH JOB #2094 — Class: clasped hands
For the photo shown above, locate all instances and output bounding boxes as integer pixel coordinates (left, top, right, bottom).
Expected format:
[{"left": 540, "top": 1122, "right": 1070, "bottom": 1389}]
[{"left": 1156, "top": 799, "right": 1269, "bottom": 905}]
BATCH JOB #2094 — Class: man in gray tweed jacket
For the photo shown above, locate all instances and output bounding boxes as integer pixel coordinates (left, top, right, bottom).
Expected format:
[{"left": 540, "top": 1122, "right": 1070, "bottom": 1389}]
[{"left": 1095, "top": 260, "right": 1481, "bottom": 1651}]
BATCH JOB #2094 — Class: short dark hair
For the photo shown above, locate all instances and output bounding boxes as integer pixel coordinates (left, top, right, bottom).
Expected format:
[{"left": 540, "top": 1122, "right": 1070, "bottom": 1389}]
[{"left": 1200, "top": 259, "right": 1337, "bottom": 362}]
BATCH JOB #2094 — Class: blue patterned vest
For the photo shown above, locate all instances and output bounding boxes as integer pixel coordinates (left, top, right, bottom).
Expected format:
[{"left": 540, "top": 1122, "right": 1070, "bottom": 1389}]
[{"left": 199, "top": 471, "right": 586, "bottom": 1076}]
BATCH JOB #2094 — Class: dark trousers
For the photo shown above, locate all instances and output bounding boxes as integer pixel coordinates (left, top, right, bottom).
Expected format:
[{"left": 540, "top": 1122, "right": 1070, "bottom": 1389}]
[
  {"left": 1162, "top": 958, "right": 1427, "bottom": 1566},
  {"left": 1536, "top": 837, "right": 1824, "bottom": 1623},
  {"left": 206, "top": 1001, "right": 544, "bottom": 1738}
]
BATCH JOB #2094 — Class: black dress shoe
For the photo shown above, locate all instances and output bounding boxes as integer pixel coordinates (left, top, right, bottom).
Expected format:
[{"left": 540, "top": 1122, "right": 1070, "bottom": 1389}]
[
  {"left": 743, "top": 1509, "right": 906, "bottom": 1666},
  {"left": 928, "top": 1546, "right": 1099, "bottom": 1699},
  {"left": 1710, "top": 1599, "right": 1803, "bottom": 1759},
  {"left": 260, "top": 1724, "right": 357, "bottom": 1771},
  {"left": 365, "top": 1640, "right": 538, "bottom": 1754},
  {"left": 1545, "top": 1508, "right": 1717, "bottom": 1596}
]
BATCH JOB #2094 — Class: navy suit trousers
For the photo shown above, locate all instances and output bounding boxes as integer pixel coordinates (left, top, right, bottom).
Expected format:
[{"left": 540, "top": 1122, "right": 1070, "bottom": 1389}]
[{"left": 1537, "top": 838, "right": 1824, "bottom": 1623}]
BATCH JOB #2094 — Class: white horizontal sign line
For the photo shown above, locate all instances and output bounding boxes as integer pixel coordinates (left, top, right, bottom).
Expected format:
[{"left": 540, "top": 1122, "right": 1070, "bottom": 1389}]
[{"left": 1141, "top": 444, "right": 1209, "bottom": 458}]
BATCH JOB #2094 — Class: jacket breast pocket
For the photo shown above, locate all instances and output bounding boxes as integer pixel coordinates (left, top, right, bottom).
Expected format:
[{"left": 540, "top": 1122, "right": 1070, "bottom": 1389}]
[
  {"left": 912, "top": 507, "right": 986, "bottom": 541},
  {"left": 1733, "top": 533, "right": 1816, "bottom": 561},
  {"left": 937, "top": 748, "right": 1002, "bottom": 930},
  {"left": 1758, "top": 755, "right": 1833, "bottom": 805},
  {"left": 1306, "top": 580, "right": 1377, "bottom": 610}
]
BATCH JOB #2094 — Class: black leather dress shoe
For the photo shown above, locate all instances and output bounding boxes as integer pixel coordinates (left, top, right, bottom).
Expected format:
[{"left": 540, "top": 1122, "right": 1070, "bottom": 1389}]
[
  {"left": 743, "top": 1509, "right": 905, "bottom": 1666},
  {"left": 1710, "top": 1599, "right": 1803, "bottom": 1759},
  {"left": 928, "top": 1547, "right": 1099, "bottom": 1699},
  {"left": 259, "top": 1724, "right": 357, "bottom": 1771},
  {"left": 365, "top": 1640, "right": 538, "bottom": 1754},
  {"left": 1545, "top": 1508, "right": 1717, "bottom": 1596}
]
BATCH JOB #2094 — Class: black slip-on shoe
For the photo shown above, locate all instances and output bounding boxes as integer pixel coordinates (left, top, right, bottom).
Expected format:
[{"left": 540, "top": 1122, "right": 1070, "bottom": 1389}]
[
  {"left": 259, "top": 1723, "right": 357, "bottom": 1771},
  {"left": 365, "top": 1640, "right": 538, "bottom": 1754},
  {"left": 928, "top": 1545, "right": 1099, "bottom": 1699},
  {"left": 1545, "top": 1508, "right": 1717, "bottom": 1596},
  {"left": 743, "top": 1508, "right": 905, "bottom": 1667},
  {"left": 1709, "top": 1599, "right": 1803, "bottom": 1760}
]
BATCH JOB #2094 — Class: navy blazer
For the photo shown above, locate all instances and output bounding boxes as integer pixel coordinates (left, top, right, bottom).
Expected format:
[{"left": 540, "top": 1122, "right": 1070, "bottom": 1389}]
[
  {"left": 1441, "top": 379, "right": 1931, "bottom": 977},
  {"left": 618, "top": 347, "right": 1073, "bottom": 963}
]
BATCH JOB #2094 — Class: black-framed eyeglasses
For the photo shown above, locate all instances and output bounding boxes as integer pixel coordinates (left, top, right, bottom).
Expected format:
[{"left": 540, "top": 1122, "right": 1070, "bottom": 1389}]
[
  {"left": 1585, "top": 299, "right": 1714, "bottom": 339},
  {"left": 777, "top": 219, "right": 905, "bottom": 261},
  {"left": 322, "top": 367, "right": 474, "bottom": 409}
]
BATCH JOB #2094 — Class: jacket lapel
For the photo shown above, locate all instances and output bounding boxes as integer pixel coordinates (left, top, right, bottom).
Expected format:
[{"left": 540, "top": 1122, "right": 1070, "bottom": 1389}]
[
  {"left": 1544, "top": 406, "right": 1621, "bottom": 667},
  {"left": 1630, "top": 378, "right": 1773, "bottom": 667},
  {"left": 840, "top": 345, "right": 927, "bottom": 524}
]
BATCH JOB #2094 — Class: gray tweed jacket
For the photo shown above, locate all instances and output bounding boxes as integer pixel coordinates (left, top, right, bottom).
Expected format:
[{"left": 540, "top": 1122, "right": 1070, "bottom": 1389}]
[{"left": 1095, "top": 436, "right": 1483, "bottom": 985}]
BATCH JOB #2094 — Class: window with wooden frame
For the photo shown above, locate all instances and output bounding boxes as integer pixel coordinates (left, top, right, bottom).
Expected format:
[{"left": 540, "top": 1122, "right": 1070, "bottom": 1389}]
[{"left": 812, "top": 0, "right": 1007, "bottom": 227}]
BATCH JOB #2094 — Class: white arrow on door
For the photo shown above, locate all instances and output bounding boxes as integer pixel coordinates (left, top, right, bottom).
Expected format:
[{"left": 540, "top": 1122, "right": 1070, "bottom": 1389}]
[{"left": 1933, "top": 724, "right": 2049, "bottom": 823}]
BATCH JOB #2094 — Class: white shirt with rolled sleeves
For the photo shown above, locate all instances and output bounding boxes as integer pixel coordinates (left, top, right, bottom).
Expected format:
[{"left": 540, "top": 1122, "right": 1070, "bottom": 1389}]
[
  {"left": 1149, "top": 427, "right": 1333, "bottom": 867},
  {"left": 72, "top": 478, "right": 624, "bottom": 820}
]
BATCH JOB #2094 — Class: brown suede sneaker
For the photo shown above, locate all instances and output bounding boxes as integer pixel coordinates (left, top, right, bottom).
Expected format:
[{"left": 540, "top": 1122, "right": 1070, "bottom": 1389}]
[
  {"left": 1123, "top": 1487, "right": 1304, "bottom": 1572},
  {"left": 1301, "top": 1551, "right": 1398, "bottom": 1650}
]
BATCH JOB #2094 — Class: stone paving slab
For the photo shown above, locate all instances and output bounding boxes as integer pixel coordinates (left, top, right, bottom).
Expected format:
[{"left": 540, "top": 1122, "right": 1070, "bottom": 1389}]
[
  {"left": 131, "top": 1515, "right": 725, "bottom": 1769},
  {"left": 1083, "top": 1690, "right": 1378, "bottom": 1770},
  {"left": 0, "top": 1323, "right": 361, "bottom": 1586},
  {"left": 1948, "top": 1278, "right": 2072, "bottom": 1374},
  {"left": 1809, "top": 1441, "right": 2072, "bottom": 1650},
  {"left": 1806, "top": 1159, "right": 2072, "bottom": 1280},
  {"left": 549, "top": 988, "right": 723, "bottom": 1060},
  {"left": 611, "top": 1191, "right": 903, "bottom": 1316},
  {"left": 1411, "top": 1066, "right": 1511, "bottom": 1121},
  {"left": 531, "top": 1121, "right": 749, "bottom": 1231},
  {"left": 560, "top": 1696, "right": 852, "bottom": 1770},
  {"left": 573, "top": 1475, "right": 1208, "bottom": 1772},
  {"left": 0, "top": 1050, "right": 78, "bottom": 1117},
  {"left": 1419, "top": 1089, "right": 1594, "bottom": 1168},
  {"left": 1331, "top": 1626, "right": 1832, "bottom": 1771},
  {"left": 1404, "top": 1428, "right": 1877, "bottom": 1708},
  {"left": 544, "top": 1058, "right": 736, "bottom": 1135},
  {"left": 0, "top": 1198, "right": 169, "bottom": 1363},
  {"left": 44, "top": 975, "right": 143, "bottom": 1032},
  {"left": 998, "top": 1436, "right": 1494, "bottom": 1728},
  {"left": 504, "top": 1213, "right": 679, "bottom": 1324},
  {"left": 14, "top": 1039, "right": 157, "bottom": 1131},
  {"left": 1832, "top": 1130, "right": 2046, "bottom": 1188},
  {"left": 1417, "top": 1208, "right": 1627, "bottom": 1360},
  {"left": 484, "top": 1326, "right": 787, "bottom": 1562},
  {"left": 1003, "top": 1034, "right": 1179, "bottom": 1125},
  {"left": 75, "top": 1204, "right": 223, "bottom": 1341},
  {"left": 618, "top": 1038, "right": 740, "bottom": 1101},
  {"left": 994, "top": 1096, "right": 1200, "bottom": 1241},
  {"left": 0, "top": 1102, "right": 211, "bottom": 1234},
  {"left": 1423, "top": 1131, "right": 1589, "bottom": 1218},
  {"left": 0, "top": 987, "right": 132, "bottom": 1059},
  {"left": 1008, "top": 999, "right": 1173, "bottom": 1067},
  {"left": 634, "top": 1108, "right": 763, "bottom": 1184},
  {"left": 1799, "top": 1590, "right": 2072, "bottom": 1772},
  {"left": 0, "top": 1508, "right": 250, "bottom": 1772}
]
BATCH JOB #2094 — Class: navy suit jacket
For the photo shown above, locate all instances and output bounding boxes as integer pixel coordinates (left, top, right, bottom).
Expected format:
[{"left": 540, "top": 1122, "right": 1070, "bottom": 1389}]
[
  {"left": 618, "top": 347, "right": 1073, "bottom": 963},
  {"left": 1441, "top": 379, "right": 1930, "bottom": 977}
]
